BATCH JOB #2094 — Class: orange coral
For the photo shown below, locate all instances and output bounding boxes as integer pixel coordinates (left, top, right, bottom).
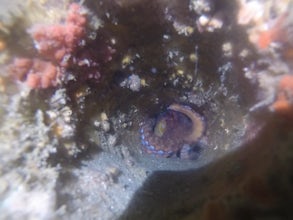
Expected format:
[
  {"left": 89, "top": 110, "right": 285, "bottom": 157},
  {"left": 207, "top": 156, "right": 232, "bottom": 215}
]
[
  {"left": 257, "top": 12, "right": 287, "bottom": 49},
  {"left": 258, "top": 30, "right": 274, "bottom": 49},
  {"left": 256, "top": 6, "right": 293, "bottom": 53},
  {"left": 271, "top": 75, "right": 293, "bottom": 118}
]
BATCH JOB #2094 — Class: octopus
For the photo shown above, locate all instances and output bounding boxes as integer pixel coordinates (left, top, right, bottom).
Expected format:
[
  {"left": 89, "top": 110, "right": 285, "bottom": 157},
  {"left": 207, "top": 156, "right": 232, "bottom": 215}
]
[{"left": 140, "top": 103, "right": 206, "bottom": 159}]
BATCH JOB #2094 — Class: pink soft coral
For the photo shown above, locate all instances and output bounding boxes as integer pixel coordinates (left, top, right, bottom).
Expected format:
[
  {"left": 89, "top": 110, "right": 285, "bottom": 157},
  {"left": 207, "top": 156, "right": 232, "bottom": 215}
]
[
  {"left": 11, "top": 58, "right": 60, "bottom": 89},
  {"left": 10, "top": 3, "right": 87, "bottom": 89},
  {"left": 29, "top": 3, "right": 86, "bottom": 66}
]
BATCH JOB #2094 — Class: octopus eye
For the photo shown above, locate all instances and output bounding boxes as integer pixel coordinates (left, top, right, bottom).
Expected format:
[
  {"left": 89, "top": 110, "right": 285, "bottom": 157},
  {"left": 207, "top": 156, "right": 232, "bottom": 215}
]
[{"left": 154, "top": 118, "right": 167, "bottom": 137}]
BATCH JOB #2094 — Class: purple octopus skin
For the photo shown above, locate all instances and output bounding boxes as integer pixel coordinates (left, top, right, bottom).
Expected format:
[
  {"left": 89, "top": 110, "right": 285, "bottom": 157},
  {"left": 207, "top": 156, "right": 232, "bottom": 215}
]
[{"left": 140, "top": 103, "right": 205, "bottom": 158}]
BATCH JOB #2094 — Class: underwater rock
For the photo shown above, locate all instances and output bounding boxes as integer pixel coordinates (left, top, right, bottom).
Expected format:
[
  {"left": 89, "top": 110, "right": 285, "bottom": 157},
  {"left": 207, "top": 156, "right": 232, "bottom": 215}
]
[{"left": 120, "top": 74, "right": 142, "bottom": 92}]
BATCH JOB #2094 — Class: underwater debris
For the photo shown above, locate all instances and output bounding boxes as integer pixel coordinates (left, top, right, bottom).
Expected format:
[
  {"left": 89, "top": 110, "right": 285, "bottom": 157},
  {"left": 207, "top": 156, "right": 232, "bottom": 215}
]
[{"left": 119, "top": 74, "right": 142, "bottom": 92}]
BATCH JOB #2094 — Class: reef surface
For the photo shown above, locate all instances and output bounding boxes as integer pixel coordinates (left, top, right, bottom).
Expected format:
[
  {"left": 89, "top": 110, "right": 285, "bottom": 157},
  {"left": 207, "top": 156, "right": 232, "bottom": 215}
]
[{"left": 0, "top": 0, "right": 293, "bottom": 219}]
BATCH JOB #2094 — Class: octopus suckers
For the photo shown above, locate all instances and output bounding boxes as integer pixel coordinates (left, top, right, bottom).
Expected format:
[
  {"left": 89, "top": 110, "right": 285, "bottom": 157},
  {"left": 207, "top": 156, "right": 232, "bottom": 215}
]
[{"left": 140, "top": 103, "right": 206, "bottom": 158}]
